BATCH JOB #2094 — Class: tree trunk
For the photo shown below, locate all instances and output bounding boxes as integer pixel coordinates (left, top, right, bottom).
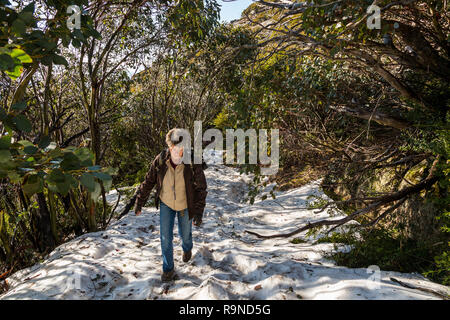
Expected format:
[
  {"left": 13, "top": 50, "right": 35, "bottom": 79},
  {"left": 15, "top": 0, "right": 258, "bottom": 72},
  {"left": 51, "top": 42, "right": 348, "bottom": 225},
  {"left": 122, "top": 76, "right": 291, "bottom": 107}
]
[
  {"left": 330, "top": 104, "right": 411, "bottom": 130},
  {"left": 35, "top": 192, "right": 56, "bottom": 252},
  {"left": 88, "top": 83, "right": 101, "bottom": 165},
  {"left": 87, "top": 197, "right": 97, "bottom": 232}
]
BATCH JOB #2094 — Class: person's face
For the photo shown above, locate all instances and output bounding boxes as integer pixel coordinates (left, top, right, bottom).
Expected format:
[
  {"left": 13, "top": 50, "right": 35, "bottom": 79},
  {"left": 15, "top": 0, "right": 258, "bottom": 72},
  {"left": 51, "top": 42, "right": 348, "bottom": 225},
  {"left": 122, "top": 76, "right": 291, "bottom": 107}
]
[{"left": 170, "top": 145, "right": 183, "bottom": 158}]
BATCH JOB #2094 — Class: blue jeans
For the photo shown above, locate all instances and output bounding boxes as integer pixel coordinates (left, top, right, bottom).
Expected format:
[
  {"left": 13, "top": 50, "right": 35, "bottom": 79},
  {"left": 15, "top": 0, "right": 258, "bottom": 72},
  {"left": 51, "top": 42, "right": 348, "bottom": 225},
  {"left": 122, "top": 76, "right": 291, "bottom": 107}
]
[{"left": 159, "top": 200, "right": 193, "bottom": 272}]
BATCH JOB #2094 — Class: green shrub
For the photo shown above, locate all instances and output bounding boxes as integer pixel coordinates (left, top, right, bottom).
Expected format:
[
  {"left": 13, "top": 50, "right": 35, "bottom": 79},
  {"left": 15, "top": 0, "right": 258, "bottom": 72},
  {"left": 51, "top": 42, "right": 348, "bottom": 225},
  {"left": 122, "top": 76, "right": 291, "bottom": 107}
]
[
  {"left": 322, "top": 228, "right": 449, "bottom": 285},
  {"left": 290, "top": 237, "right": 307, "bottom": 244}
]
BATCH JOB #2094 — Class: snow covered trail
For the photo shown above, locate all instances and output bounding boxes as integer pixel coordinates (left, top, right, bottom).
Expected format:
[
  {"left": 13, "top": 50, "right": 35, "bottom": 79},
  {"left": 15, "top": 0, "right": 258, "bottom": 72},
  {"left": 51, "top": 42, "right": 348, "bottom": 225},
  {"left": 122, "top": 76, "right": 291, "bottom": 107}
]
[{"left": 1, "top": 155, "right": 448, "bottom": 300}]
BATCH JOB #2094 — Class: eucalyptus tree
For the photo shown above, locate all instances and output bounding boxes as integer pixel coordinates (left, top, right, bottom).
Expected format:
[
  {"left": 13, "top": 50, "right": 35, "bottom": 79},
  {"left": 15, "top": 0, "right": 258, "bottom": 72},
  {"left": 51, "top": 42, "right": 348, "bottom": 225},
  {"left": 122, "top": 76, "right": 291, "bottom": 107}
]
[
  {"left": 232, "top": 1, "right": 449, "bottom": 237},
  {"left": 109, "top": 23, "right": 256, "bottom": 190},
  {"left": 0, "top": 0, "right": 223, "bottom": 274},
  {"left": 70, "top": 0, "right": 220, "bottom": 165},
  {"left": 0, "top": 0, "right": 115, "bottom": 270}
]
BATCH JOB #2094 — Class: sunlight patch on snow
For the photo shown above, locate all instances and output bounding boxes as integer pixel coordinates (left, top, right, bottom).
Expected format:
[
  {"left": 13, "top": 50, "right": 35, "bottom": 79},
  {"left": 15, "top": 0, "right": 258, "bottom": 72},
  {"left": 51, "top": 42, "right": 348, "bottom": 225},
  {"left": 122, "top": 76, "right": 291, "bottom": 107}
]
[{"left": 1, "top": 150, "right": 448, "bottom": 300}]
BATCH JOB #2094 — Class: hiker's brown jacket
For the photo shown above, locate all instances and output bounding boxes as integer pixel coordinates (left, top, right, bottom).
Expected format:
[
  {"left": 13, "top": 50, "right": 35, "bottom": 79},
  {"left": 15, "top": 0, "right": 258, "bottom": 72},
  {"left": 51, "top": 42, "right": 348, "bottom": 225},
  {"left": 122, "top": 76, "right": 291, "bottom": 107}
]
[{"left": 133, "top": 149, "right": 207, "bottom": 220}]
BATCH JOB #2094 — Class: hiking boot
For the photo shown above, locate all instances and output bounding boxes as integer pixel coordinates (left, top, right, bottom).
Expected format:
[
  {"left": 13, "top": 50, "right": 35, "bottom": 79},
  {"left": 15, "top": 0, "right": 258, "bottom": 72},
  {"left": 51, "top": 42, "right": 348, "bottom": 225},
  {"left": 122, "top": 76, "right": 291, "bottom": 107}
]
[
  {"left": 182, "top": 250, "right": 192, "bottom": 262},
  {"left": 161, "top": 269, "right": 176, "bottom": 282}
]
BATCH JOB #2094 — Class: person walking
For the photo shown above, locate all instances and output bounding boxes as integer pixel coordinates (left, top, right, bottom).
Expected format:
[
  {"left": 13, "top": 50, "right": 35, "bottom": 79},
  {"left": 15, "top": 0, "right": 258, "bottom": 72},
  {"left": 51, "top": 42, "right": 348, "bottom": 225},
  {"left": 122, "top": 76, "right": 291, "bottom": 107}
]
[{"left": 133, "top": 128, "right": 207, "bottom": 282}]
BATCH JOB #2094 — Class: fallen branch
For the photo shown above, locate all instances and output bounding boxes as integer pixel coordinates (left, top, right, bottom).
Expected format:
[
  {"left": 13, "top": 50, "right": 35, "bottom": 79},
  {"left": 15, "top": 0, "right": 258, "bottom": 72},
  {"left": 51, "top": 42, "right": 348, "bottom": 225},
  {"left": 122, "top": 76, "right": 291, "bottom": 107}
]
[
  {"left": 360, "top": 198, "right": 407, "bottom": 227},
  {"left": 245, "top": 201, "right": 379, "bottom": 239},
  {"left": 0, "top": 267, "right": 13, "bottom": 281},
  {"left": 329, "top": 104, "right": 411, "bottom": 130},
  {"left": 245, "top": 174, "right": 439, "bottom": 239},
  {"left": 390, "top": 277, "right": 449, "bottom": 300},
  {"left": 24, "top": 273, "right": 41, "bottom": 282}
]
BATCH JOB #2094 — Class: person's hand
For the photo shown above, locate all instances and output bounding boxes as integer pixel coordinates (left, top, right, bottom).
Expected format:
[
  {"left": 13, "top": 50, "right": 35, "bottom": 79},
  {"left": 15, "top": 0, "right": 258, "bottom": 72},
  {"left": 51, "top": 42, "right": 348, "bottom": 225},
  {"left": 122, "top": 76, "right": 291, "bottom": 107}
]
[{"left": 193, "top": 216, "right": 202, "bottom": 227}]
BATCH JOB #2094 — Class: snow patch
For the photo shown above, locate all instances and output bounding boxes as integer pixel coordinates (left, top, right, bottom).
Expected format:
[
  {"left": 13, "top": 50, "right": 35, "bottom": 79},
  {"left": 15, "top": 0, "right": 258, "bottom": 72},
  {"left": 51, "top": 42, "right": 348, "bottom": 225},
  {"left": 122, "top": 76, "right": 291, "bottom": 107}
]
[{"left": 1, "top": 152, "right": 448, "bottom": 300}]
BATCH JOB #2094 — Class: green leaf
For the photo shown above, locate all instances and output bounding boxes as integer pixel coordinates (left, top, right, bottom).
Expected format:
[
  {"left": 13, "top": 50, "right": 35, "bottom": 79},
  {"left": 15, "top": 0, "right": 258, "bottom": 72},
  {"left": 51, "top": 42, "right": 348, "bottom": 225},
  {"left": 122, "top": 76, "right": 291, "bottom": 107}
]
[
  {"left": 38, "top": 135, "right": 51, "bottom": 149},
  {"left": 38, "top": 39, "right": 57, "bottom": 50},
  {"left": 52, "top": 54, "right": 68, "bottom": 66},
  {"left": 61, "top": 34, "right": 70, "bottom": 47},
  {"left": 22, "top": 174, "right": 43, "bottom": 196},
  {"left": 47, "top": 172, "right": 77, "bottom": 195},
  {"left": 22, "top": 2, "right": 35, "bottom": 13},
  {"left": 13, "top": 114, "right": 32, "bottom": 132},
  {"left": 11, "top": 19, "right": 26, "bottom": 35},
  {"left": 66, "top": 174, "right": 78, "bottom": 188},
  {"left": 102, "top": 178, "right": 112, "bottom": 192},
  {"left": 47, "top": 148, "right": 63, "bottom": 159},
  {"left": 47, "top": 169, "right": 65, "bottom": 183},
  {"left": 0, "top": 159, "right": 16, "bottom": 170},
  {"left": 17, "top": 140, "right": 34, "bottom": 147},
  {"left": 18, "top": 11, "right": 33, "bottom": 24},
  {"left": 0, "top": 54, "right": 15, "bottom": 71},
  {"left": 73, "top": 29, "right": 85, "bottom": 41},
  {"left": 90, "top": 28, "right": 102, "bottom": 40},
  {"left": 30, "top": 30, "right": 44, "bottom": 39},
  {"left": 92, "top": 172, "right": 112, "bottom": 181},
  {"left": 80, "top": 172, "right": 95, "bottom": 192},
  {"left": 74, "top": 147, "right": 93, "bottom": 166},
  {"left": 60, "top": 152, "right": 81, "bottom": 170},
  {"left": 40, "top": 54, "right": 53, "bottom": 66},
  {"left": 5, "top": 63, "right": 23, "bottom": 80},
  {"left": 0, "top": 108, "right": 7, "bottom": 121},
  {"left": 47, "top": 182, "right": 59, "bottom": 194},
  {"left": 55, "top": 180, "right": 71, "bottom": 195},
  {"left": 24, "top": 145, "right": 38, "bottom": 154},
  {"left": 0, "top": 135, "right": 11, "bottom": 149},
  {"left": 11, "top": 101, "right": 27, "bottom": 111},
  {"left": 11, "top": 48, "right": 32, "bottom": 64},
  {"left": 90, "top": 181, "right": 102, "bottom": 202},
  {"left": 0, "top": 149, "right": 11, "bottom": 162},
  {"left": 71, "top": 39, "right": 81, "bottom": 48}
]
